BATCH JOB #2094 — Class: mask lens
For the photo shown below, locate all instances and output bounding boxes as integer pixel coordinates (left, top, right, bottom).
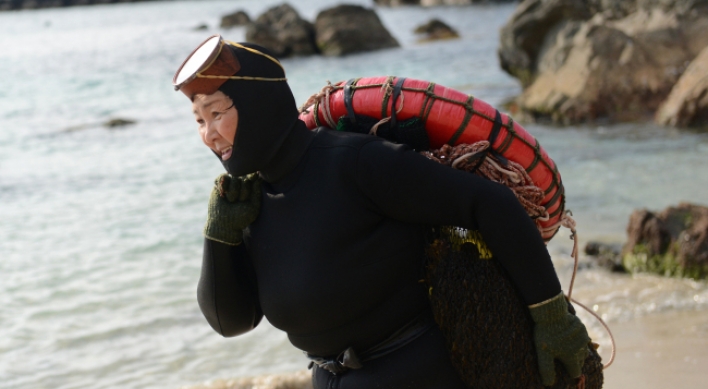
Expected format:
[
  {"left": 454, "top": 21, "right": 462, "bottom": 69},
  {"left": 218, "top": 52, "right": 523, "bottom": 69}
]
[{"left": 173, "top": 35, "right": 223, "bottom": 87}]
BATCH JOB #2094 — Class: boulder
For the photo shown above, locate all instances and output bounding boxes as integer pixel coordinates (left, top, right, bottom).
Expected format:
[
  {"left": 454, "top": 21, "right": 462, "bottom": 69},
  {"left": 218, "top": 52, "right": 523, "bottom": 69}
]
[
  {"left": 622, "top": 203, "right": 708, "bottom": 279},
  {"left": 374, "top": 0, "right": 513, "bottom": 5},
  {"left": 220, "top": 10, "right": 251, "bottom": 29},
  {"left": 414, "top": 18, "right": 460, "bottom": 41},
  {"left": 314, "top": 4, "right": 399, "bottom": 56},
  {"left": 499, "top": 0, "right": 708, "bottom": 124},
  {"left": 584, "top": 241, "right": 625, "bottom": 272},
  {"left": 245, "top": 3, "right": 317, "bottom": 57},
  {"left": 103, "top": 118, "right": 136, "bottom": 129},
  {"left": 373, "top": 0, "right": 422, "bottom": 5},
  {"left": 1, "top": 0, "right": 158, "bottom": 11},
  {"left": 655, "top": 45, "right": 708, "bottom": 128}
]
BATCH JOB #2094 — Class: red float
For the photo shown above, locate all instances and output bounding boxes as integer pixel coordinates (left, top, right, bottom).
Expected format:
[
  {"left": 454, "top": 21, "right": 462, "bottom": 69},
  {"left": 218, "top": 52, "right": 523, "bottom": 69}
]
[{"left": 298, "top": 76, "right": 567, "bottom": 242}]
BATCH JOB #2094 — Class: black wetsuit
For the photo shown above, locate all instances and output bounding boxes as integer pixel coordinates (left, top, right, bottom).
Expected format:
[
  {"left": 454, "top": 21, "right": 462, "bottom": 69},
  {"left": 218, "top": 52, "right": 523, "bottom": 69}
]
[
  {"left": 198, "top": 125, "right": 561, "bottom": 388},
  {"left": 194, "top": 43, "right": 561, "bottom": 388}
]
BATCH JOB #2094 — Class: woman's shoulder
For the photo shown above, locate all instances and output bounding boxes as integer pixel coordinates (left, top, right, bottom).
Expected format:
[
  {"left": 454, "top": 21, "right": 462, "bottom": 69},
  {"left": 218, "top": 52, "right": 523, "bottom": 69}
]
[{"left": 310, "top": 126, "right": 383, "bottom": 149}]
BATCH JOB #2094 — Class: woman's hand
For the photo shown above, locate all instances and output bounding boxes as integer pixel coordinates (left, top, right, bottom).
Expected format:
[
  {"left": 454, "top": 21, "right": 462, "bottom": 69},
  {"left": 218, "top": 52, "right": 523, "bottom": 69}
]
[
  {"left": 529, "top": 292, "right": 591, "bottom": 386},
  {"left": 203, "top": 173, "right": 262, "bottom": 245}
]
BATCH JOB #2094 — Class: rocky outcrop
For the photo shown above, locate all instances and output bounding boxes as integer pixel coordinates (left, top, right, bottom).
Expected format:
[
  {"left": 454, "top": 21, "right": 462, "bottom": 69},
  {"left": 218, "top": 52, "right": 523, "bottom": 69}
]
[
  {"left": 414, "top": 19, "right": 460, "bottom": 41},
  {"left": 240, "top": 3, "right": 399, "bottom": 58},
  {"left": 499, "top": 0, "right": 708, "bottom": 124},
  {"left": 375, "top": 0, "right": 516, "bottom": 6},
  {"left": 622, "top": 203, "right": 708, "bottom": 279},
  {"left": 584, "top": 241, "right": 624, "bottom": 272},
  {"left": 655, "top": 45, "right": 708, "bottom": 128},
  {"left": 220, "top": 10, "right": 251, "bottom": 29},
  {"left": 0, "top": 0, "right": 153, "bottom": 11},
  {"left": 103, "top": 118, "right": 136, "bottom": 128},
  {"left": 245, "top": 4, "right": 317, "bottom": 57},
  {"left": 314, "top": 4, "right": 399, "bottom": 56}
]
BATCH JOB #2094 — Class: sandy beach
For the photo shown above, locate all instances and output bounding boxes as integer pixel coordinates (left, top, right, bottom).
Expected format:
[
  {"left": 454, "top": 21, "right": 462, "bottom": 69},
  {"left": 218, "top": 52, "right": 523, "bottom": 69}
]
[
  {"left": 601, "top": 309, "right": 708, "bottom": 389},
  {"left": 180, "top": 307, "right": 708, "bottom": 389}
]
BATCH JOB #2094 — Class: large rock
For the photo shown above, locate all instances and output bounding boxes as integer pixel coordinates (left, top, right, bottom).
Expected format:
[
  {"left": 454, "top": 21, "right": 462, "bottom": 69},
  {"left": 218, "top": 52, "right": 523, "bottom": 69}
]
[
  {"left": 414, "top": 19, "right": 460, "bottom": 41},
  {"left": 0, "top": 0, "right": 153, "bottom": 11},
  {"left": 584, "top": 241, "right": 625, "bottom": 272},
  {"left": 245, "top": 3, "right": 317, "bottom": 57},
  {"left": 373, "top": 0, "right": 421, "bottom": 5},
  {"left": 499, "top": 0, "right": 708, "bottom": 124},
  {"left": 655, "top": 45, "right": 708, "bottom": 127},
  {"left": 220, "top": 10, "right": 251, "bottom": 28},
  {"left": 314, "top": 4, "right": 399, "bottom": 56},
  {"left": 622, "top": 203, "right": 708, "bottom": 279},
  {"left": 374, "top": 0, "right": 514, "bottom": 5}
]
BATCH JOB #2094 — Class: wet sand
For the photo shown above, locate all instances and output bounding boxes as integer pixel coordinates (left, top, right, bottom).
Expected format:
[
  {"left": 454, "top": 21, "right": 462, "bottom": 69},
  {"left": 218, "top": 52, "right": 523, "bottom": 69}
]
[
  {"left": 182, "top": 308, "right": 708, "bottom": 389},
  {"left": 601, "top": 309, "right": 708, "bottom": 389}
]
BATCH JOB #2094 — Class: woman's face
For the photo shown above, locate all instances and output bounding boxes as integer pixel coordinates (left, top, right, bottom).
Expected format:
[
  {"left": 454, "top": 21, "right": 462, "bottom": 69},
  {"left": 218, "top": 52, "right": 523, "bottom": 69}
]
[{"left": 192, "top": 90, "right": 239, "bottom": 161}]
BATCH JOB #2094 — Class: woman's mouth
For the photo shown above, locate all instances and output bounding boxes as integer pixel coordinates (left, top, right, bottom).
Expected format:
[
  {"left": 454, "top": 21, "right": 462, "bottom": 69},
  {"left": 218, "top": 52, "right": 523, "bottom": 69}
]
[{"left": 221, "top": 147, "right": 233, "bottom": 160}]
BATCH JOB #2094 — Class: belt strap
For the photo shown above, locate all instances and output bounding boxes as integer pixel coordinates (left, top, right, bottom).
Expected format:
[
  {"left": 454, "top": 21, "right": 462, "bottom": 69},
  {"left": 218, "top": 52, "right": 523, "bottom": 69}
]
[{"left": 306, "top": 313, "right": 434, "bottom": 375}]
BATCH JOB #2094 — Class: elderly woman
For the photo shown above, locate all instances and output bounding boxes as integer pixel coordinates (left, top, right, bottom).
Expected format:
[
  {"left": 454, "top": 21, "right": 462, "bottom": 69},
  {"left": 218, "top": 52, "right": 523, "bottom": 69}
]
[{"left": 173, "top": 35, "right": 590, "bottom": 388}]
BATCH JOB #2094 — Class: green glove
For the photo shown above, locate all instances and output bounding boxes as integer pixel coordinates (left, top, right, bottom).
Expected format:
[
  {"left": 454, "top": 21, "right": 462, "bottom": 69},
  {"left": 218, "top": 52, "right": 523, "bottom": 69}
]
[
  {"left": 529, "top": 292, "right": 591, "bottom": 386},
  {"left": 203, "top": 173, "right": 262, "bottom": 246}
]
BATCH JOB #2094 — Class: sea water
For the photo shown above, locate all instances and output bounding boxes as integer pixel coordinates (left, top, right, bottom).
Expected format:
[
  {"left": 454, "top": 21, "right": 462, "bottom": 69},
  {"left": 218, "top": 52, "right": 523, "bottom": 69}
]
[{"left": 0, "top": 1, "right": 707, "bottom": 388}]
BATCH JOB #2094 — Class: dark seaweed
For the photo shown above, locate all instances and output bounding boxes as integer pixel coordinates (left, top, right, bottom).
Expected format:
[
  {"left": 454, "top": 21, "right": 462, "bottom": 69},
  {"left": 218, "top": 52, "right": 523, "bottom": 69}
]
[{"left": 424, "top": 238, "right": 604, "bottom": 389}]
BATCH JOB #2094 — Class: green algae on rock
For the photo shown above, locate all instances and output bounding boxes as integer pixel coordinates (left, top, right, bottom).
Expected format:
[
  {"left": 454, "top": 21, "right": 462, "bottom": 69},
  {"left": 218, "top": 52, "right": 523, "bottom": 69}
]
[{"left": 622, "top": 203, "right": 708, "bottom": 280}]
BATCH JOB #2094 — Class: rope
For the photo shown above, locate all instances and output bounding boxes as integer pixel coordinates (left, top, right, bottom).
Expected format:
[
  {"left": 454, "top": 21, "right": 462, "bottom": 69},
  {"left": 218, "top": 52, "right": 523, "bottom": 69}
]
[
  {"left": 422, "top": 141, "right": 548, "bottom": 224},
  {"left": 563, "top": 212, "right": 579, "bottom": 300},
  {"left": 298, "top": 82, "right": 338, "bottom": 128},
  {"left": 195, "top": 74, "right": 287, "bottom": 82},
  {"left": 370, "top": 88, "right": 405, "bottom": 136},
  {"left": 558, "top": 212, "right": 616, "bottom": 370},
  {"left": 571, "top": 298, "right": 617, "bottom": 369},
  {"left": 424, "top": 141, "right": 616, "bottom": 371}
]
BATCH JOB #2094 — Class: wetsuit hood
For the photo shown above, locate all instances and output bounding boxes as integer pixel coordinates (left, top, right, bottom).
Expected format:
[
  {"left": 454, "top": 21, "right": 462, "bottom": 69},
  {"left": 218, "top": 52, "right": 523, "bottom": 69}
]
[{"left": 217, "top": 43, "right": 299, "bottom": 177}]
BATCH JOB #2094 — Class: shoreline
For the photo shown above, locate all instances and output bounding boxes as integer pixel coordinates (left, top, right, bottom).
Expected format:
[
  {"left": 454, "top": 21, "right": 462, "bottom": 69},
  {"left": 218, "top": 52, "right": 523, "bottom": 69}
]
[
  {"left": 180, "top": 309, "right": 708, "bottom": 389},
  {"left": 0, "top": 0, "right": 160, "bottom": 12}
]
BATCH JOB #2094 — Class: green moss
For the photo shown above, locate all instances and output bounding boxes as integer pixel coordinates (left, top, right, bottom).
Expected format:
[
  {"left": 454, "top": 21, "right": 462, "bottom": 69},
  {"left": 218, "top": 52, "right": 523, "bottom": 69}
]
[
  {"left": 623, "top": 243, "right": 708, "bottom": 279},
  {"left": 507, "top": 66, "right": 534, "bottom": 88},
  {"left": 683, "top": 212, "right": 693, "bottom": 228}
]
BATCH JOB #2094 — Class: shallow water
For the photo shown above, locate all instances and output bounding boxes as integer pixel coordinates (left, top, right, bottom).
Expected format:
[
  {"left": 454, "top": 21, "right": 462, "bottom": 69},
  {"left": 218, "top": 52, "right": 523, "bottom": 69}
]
[{"left": 1, "top": 1, "right": 707, "bottom": 388}]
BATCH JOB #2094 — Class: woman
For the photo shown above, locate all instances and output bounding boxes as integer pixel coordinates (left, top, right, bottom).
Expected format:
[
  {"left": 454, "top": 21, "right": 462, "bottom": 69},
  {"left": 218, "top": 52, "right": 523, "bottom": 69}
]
[{"left": 173, "top": 35, "right": 590, "bottom": 388}]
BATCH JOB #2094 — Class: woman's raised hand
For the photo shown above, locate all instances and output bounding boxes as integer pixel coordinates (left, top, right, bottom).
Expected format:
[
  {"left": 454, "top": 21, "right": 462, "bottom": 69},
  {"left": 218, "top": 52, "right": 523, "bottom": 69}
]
[{"left": 203, "top": 173, "right": 262, "bottom": 245}]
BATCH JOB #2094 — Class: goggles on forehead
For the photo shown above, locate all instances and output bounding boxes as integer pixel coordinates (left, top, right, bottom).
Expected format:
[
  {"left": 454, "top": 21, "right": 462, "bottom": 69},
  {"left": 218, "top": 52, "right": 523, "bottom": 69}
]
[{"left": 172, "top": 34, "right": 287, "bottom": 98}]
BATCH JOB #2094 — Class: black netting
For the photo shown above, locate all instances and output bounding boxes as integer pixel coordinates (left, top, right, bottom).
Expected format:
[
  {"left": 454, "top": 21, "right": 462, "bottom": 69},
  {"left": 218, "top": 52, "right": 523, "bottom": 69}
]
[
  {"left": 336, "top": 114, "right": 430, "bottom": 152},
  {"left": 424, "top": 234, "right": 604, "bottom": 389}
]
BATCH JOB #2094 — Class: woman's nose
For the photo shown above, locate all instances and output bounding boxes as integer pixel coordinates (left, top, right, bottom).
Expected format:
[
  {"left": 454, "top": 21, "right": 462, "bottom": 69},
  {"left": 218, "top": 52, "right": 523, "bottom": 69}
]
[{"left": 204, "top": 120, "right": 220, "bottom": 143}]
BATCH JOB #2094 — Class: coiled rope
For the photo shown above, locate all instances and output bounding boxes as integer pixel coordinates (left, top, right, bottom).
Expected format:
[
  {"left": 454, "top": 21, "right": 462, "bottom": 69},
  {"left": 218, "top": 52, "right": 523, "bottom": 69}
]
[{"left": 424, "top": 142, "right": 615, "bottom": 370}]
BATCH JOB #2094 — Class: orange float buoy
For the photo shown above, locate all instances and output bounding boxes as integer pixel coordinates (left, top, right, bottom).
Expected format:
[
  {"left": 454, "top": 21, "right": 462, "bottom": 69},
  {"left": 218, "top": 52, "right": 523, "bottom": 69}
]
[{"left": 299, "top": 76, "right": 567, "bottom": 242}]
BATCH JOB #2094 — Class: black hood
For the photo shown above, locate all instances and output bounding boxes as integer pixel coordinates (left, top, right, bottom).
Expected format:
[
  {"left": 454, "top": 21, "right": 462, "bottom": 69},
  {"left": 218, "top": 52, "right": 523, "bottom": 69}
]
[{"left": 217, "top": 43, "right": 299, "bottom": 177}]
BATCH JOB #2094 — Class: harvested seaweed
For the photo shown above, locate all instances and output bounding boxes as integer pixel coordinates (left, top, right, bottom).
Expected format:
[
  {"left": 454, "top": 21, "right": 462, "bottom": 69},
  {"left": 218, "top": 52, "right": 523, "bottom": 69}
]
[{"left": 424, "top": 235, "right": 603, "bottom": 389}]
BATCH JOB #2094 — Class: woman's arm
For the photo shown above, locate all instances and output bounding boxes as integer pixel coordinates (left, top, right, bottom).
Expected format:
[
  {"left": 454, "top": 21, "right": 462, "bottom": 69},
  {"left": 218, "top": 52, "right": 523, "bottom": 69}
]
[
  {"left": 197, "top": 238, "right": 263, "bottom": 337},
  {"left": 354, "top": 139, "right": 561, "bottom": 304}
]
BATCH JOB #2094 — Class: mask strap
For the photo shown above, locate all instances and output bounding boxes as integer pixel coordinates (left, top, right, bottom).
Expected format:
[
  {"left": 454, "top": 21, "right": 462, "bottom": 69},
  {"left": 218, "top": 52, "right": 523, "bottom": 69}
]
[{"left": 195, "top": 40, "right": 288, "bottom": 82}]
